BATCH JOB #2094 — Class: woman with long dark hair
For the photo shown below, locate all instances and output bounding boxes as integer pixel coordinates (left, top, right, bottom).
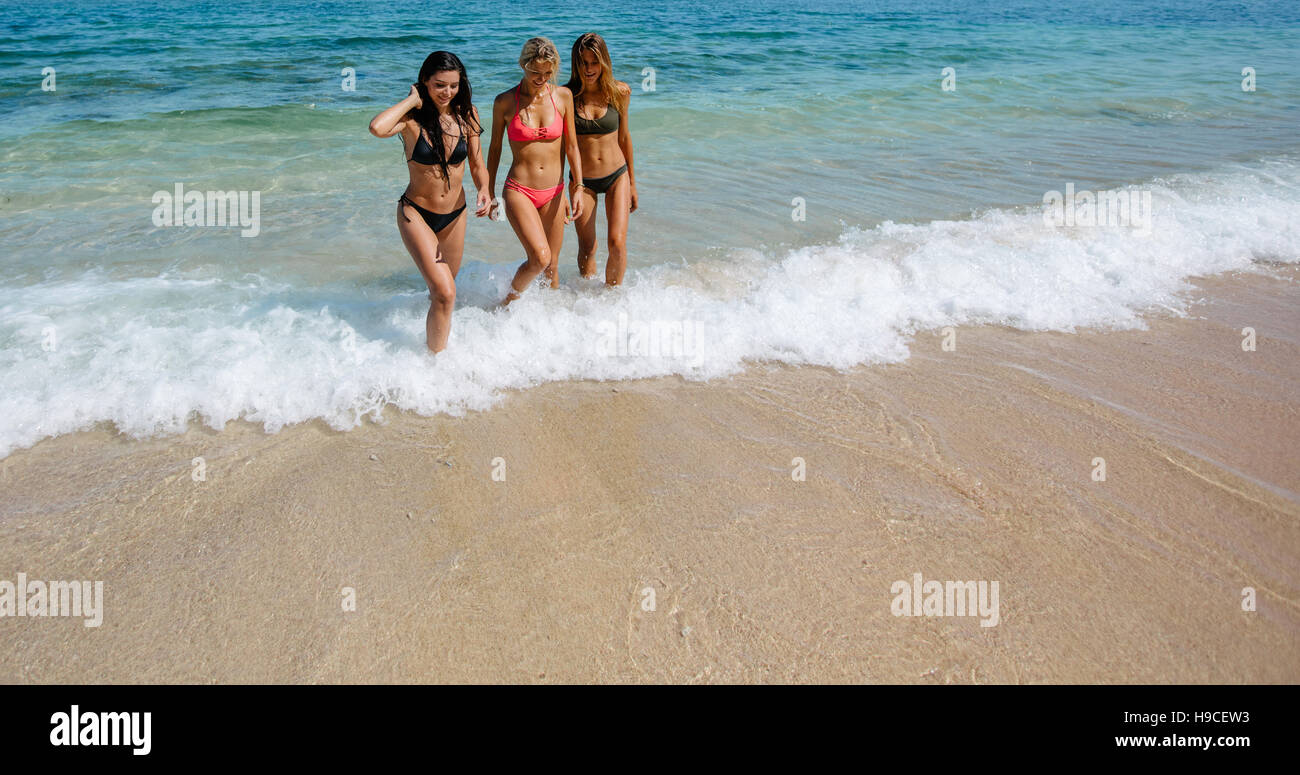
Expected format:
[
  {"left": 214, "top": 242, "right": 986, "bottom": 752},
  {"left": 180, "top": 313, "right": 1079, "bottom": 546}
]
[
  {"left": 486, "top": 37, "right": 583, "bottom": 304},
  {"left": 369, "top": 51, "right": 491, "bottom": 352},
  {"left": 564, "top": 33, "right": 636, "bottom": 286}
]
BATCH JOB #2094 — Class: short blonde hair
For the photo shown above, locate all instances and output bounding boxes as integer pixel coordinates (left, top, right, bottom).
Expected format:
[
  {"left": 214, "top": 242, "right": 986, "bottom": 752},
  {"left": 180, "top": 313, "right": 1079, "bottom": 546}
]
[{"left": 518, "top": 37, "right": 560, "bottom": 81}]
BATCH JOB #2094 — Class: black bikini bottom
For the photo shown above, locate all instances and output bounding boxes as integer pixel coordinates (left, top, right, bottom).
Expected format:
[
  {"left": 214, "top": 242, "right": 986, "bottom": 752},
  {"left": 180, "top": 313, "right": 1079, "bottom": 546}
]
[
  {"left": 570, "top": 164, "right": 628, "bottom": 196},
  {"left": 399, "top": 193, "right": 466, "bottom": 233}
]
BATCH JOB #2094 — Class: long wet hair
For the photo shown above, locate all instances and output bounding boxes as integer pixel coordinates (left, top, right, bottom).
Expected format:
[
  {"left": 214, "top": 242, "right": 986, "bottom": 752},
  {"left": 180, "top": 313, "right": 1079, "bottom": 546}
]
[
  {"left": 409, "top": 51, "right": 480, "bottom": 180},
  {"left": 563, "top": 33, "right": 621, "bottom": 110}
]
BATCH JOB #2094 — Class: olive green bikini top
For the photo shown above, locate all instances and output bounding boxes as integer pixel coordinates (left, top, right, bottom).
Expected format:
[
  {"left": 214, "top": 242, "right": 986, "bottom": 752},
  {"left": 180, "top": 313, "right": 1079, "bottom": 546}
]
[{"left": 575, "top": 102, "right": 620, "bottom": 135}]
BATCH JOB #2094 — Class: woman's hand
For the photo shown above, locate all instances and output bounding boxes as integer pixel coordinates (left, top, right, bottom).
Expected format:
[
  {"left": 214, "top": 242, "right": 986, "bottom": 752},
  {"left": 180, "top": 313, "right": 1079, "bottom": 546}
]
[
  {"left": 629, "top": 181, "right": 638, "bottom": 213},
  {"left": 475, "top": 190, "right": 493, "bottom": 217},
  {"left": 408, "top": 83, "right": 423, "bottom": 109},
  {"left": 568, "top": 182, "right": 584, "bottom": 222}
]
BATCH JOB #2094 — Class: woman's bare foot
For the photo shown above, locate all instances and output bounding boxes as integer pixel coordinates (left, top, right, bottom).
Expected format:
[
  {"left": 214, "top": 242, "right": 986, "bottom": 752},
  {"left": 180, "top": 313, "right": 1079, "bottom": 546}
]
[{"left": 500, "top": 286, "right": 524, "bottom": 307}]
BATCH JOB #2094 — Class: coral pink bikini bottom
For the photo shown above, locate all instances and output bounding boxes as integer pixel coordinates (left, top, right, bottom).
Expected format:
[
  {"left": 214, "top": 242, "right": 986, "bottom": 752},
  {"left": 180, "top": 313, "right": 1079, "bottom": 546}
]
[{"left": 504, "top": 177, "right": 564, "bottom": 209}]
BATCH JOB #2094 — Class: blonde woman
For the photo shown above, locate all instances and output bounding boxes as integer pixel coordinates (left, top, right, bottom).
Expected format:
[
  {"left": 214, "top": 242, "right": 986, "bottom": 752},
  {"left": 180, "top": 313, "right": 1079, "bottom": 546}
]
[
  {"left": 564, "top": 33, "right": 636, "bottom": 286},
  {"left": 486, "top": 37, "right": 583, "bottom": 304}
]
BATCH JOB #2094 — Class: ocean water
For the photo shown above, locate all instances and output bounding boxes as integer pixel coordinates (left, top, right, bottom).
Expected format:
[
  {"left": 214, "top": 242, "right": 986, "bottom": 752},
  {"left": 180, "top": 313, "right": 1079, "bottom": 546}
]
[{"left": 0, "top": 0, "right": 1298, "bottom": 456}]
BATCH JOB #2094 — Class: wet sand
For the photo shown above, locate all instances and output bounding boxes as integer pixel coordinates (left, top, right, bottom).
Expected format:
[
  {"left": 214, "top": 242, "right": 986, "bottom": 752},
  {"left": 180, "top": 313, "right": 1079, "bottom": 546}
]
[{"left": 1, "top": 266, "right": 1297, "bottom": 683}]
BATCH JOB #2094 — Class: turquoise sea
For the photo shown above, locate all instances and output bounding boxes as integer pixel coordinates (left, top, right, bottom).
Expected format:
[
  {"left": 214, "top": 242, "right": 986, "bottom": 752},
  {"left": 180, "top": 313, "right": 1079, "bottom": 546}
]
[{"left": 1, "top": 0, "right": 1297, "bottom": 456}]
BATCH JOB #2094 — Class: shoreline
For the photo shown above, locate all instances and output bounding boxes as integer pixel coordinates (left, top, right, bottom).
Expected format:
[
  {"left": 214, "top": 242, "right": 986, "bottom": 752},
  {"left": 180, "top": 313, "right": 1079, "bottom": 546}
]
[{"left": 1, "top": 266, "right": 1297, "bottom": 683}]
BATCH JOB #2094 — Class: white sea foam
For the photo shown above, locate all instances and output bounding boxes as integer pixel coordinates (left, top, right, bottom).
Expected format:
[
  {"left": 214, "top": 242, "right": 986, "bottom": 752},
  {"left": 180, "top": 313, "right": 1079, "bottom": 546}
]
[{"left": 1, "top": 164, "right": 1296, "bottom": 458}]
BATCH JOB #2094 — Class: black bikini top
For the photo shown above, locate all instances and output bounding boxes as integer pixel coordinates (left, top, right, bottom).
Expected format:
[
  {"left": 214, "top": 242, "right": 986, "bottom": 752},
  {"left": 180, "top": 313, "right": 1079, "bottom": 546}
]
[
  {"left": 575, "top": 103, "right": 620, "bottom": 136},
  {"left": 409, "top": 125, "right": 467, "bottom": 166}
]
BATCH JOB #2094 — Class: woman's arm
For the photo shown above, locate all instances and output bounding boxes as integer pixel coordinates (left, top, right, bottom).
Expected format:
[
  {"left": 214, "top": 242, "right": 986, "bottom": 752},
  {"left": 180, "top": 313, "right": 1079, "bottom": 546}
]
[
  {"left": 369, "top": 84, "right": 420, "bottom": 138},
  {"left": 616, "top": 82, "right": 637, "bottom": 213},
  {"left": 486, "top": 92, "right": 507, "bottom": 218},
  {"left": 467, "top": 106, "right": 492, "bottom": 215},
  {"left": 559, "top": 86, "right": 583, "bottom": 222}
]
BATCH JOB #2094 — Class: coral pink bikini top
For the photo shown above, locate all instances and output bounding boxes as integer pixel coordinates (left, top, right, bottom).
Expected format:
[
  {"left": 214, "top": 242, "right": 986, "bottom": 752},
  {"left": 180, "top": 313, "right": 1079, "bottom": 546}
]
[{"left": 508, "top": 85, "right": 563, "bottom": 142}]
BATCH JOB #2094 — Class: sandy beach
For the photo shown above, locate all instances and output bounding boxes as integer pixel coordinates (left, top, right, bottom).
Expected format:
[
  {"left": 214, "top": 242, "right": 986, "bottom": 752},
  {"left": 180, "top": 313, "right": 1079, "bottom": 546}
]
[{"left": 1, "top": 265, "right": 1297, "bottom": 683}]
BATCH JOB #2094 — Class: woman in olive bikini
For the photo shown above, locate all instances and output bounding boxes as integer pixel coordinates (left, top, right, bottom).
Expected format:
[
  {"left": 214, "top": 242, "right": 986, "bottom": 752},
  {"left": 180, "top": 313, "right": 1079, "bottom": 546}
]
[{"left": 564, "top": 32, "right": 637, "bottom": 286}]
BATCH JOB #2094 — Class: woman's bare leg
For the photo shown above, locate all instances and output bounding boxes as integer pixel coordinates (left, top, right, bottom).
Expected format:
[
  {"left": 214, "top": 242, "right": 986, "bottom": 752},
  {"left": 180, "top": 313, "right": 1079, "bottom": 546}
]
[
  {"left": 436, "top": 207, "right": 468, "bottom": 278},
  {"left": 397, "top": 203, "right": 456, "bottom": 352},
  {"left": 541, "top": 190, "right": 567, "bottom": 289},
  {"left": 603, "top": 175, "right": 631, "bottom": 286},
  {"left": 503, "top": 188, "right": 553, "bottom": 304},
  {"left": 573, "top": 186, "right": 599, "bottom": 278}
]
